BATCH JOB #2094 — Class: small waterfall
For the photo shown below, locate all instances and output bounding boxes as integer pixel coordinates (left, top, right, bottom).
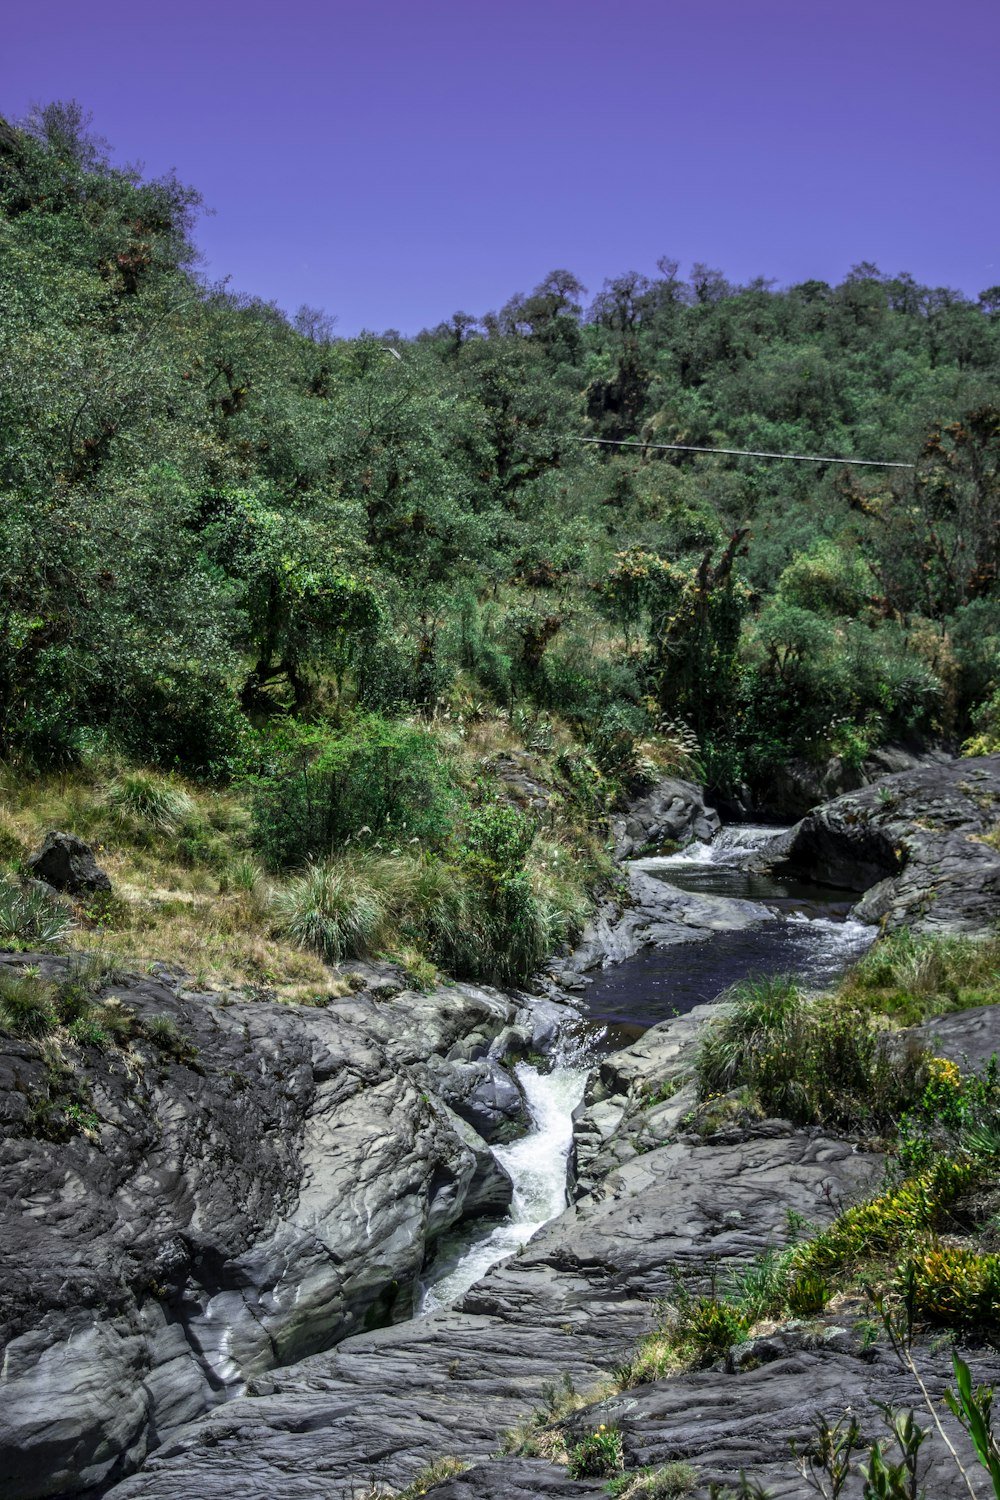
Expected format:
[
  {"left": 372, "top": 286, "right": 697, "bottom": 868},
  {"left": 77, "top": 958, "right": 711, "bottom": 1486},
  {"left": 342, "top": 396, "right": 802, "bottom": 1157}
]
[{"left": 419, "top": 1056, "right": 588, "bottom": 1313}]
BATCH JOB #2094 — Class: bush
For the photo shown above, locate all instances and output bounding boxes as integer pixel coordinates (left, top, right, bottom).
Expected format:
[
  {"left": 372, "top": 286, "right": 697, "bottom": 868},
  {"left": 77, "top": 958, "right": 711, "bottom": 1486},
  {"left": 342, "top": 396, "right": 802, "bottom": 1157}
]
[
  {"left": 251, "top": 716, "right": 459, "bottom": 869},
  {"left": 0, "top": 876, "right": 73, "bottom": 950},
  {"left": 696, "top": 976, "right": 928, "bottom": 1130},
  {"left": 902, "top": 1245, "right": 1000, "bottom": 1331}
]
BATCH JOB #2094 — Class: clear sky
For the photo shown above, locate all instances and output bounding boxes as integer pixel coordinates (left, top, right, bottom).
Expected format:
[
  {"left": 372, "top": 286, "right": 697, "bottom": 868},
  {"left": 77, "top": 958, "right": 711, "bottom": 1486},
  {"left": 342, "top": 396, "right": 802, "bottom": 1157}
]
[{"left": 3, "top": 0, "right": 998, "bottom": 334}]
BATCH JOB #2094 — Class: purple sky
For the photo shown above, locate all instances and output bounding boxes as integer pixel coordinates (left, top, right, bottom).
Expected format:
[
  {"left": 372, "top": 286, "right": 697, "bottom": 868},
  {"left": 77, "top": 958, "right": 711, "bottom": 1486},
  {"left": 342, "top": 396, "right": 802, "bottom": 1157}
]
[{"left": 4, "top": 0, "right": 998, "bottom": 334}]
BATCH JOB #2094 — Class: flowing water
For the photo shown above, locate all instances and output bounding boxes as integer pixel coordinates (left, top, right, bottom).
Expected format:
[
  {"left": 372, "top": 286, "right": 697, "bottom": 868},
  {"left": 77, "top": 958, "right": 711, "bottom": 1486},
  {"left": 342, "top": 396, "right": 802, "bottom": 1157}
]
[
  {"left": 582, "top": 827, "right": 875, "bottom": 1040},
  {"left": 418, "top": 824, "right": 876, "bottom": 1308},
  {"left": 419, "top": 1054, "right": 588, "bottom": 1312}
]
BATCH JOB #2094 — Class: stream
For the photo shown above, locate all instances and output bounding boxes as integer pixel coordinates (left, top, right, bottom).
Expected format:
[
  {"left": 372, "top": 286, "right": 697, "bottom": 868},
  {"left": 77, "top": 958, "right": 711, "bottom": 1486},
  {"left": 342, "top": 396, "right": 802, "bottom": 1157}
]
[{"left": 418, "top": 824, "right": 876, "bottom": 1309}]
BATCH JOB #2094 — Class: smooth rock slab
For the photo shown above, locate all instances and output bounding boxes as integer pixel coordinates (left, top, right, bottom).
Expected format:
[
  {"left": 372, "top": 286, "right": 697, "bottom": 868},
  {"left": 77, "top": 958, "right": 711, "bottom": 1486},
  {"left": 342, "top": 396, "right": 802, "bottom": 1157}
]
[{"left": 103, "top": 1126, "right": 882, "bottom": 1499}]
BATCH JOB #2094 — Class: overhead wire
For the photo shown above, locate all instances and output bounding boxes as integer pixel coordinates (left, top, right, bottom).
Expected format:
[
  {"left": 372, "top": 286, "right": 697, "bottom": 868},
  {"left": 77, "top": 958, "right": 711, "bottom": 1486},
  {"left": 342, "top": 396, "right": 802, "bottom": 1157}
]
[{"left": 572, "top": 436, "right": 914, "bottom": 468}]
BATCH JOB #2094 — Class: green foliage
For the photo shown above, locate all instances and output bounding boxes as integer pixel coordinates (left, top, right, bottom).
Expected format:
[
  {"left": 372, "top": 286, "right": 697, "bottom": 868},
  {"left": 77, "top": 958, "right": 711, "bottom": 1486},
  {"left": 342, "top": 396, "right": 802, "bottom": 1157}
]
[
  {"left": 946, "top": 1351, "right": 1000, "bottom": 1494},
  {"left": 250, "top": 717, "right": 459, "bottom": 869},
  {"left": 0, "top": 875, "right": 73, "bottom": 949},
  {"left": 0, "top": 967, "right": 56, "bottom": 1037},
  {"left": 696, "top": 976, "right": 928, "bottom": 1130},
  {"left": 607, "top": 1462, "right": 699, "bottom": 1499},
  {"left": 567, "top": 1424, "right": 626, "bottom": 1479},
  {"left": 2, "top": 101, "right": 999, "bottom": 897},
  {"left": 271, "top": 859, "right": 388, "bottom": 961},
  {"left": 841, "top": 929, "right": 1000, "bottom": 1024},
  {"left": 105, "top": 770, "right": 196, "bottom": 832}
]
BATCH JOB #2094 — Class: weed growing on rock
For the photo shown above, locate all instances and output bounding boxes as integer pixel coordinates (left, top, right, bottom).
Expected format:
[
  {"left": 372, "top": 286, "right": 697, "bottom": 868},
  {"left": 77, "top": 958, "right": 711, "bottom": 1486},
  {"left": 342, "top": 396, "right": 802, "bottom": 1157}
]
[
  {"left": 0, "top": 966, "right": 55, "bottom": 1037},
  {"left": 567, "top": 1422, "right": 625, "bottom": 1479},
  {"left": 607, "top": 1462, "right": 699, "bottom": 1499}
]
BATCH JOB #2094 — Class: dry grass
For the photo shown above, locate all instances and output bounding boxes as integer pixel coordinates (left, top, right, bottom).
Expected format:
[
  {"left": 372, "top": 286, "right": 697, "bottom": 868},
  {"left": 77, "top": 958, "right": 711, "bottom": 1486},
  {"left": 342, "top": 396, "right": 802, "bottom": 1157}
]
[{"left": 0, "top": 766, "right": 346, "bottom": 1001}]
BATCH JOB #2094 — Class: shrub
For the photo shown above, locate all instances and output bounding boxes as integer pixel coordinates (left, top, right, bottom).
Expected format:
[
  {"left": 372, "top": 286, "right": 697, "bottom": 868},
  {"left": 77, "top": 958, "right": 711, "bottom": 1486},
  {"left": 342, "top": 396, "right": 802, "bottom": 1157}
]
[
  {"left": 251, "top": 717, "right": 459, "bottom": 869},
  {"left": 794, "top": 1154, "right": 983, "bottom": 1279},
  {"left": 902, "top": 1245, "right": 1000, "bottom": 1331},
  {"left": 0, "top": 876, "right": 73, "bottom": 949},
  {"left": 105, "top": 769, "right": 197, "bottom": 832},
  {"left": 696, "top": 976, "right": 928, "bottom": 1130},
  {"left": 0, "top": 967, "right": 56, "bottom": 1037}
]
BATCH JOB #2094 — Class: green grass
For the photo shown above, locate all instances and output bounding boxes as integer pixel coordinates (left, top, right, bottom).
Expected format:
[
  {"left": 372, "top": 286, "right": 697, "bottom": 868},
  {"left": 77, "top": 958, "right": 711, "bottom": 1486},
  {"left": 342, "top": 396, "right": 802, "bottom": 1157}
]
[
  {"left": 840, "top": 928, "right": 1000, "bottom": 1024},
  {"left": 695, "top": 975, "right": 929, "bottom": 1131}
]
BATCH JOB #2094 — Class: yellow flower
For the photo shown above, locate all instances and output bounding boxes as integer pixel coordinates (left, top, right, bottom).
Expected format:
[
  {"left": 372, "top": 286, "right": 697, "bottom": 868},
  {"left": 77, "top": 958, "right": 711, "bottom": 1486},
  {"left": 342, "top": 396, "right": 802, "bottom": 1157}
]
[{"left": 928, "top": 1056, "right": 961, "bottom": 1089}]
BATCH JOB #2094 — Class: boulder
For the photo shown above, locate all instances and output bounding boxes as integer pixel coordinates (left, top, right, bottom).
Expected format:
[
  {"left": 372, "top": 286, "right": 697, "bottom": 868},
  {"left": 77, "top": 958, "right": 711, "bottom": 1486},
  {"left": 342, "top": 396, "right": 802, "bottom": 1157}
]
[
  {"left": 781, "top": 754, "right": 1000, "bottom": 933},
  {"left": 612, "top": 776, "right": 720, "bottom": 859},
  {"left": 25, "top": 831, "right": 111, "bottom": 894}
]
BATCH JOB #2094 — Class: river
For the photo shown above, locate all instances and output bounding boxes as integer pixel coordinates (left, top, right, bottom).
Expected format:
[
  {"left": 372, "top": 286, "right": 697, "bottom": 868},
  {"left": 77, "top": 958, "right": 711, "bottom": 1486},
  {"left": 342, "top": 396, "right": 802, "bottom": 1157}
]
[{"left": 418, "top": 824, "right": 875, "bottom": 1309}]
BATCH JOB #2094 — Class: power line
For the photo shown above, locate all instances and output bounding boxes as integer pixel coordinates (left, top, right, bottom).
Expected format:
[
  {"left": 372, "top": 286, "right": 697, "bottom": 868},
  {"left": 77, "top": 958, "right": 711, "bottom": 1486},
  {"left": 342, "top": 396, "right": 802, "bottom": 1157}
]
[{"left": 574, "top": 436, "right": 914, "bottom": 468}]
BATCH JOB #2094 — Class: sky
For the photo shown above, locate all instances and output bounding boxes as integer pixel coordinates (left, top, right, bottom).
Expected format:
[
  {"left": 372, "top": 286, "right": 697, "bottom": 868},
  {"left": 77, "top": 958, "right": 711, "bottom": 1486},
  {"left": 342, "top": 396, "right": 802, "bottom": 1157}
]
[{"left": 3, "top": 0, "right": 998, "bottom": 335}]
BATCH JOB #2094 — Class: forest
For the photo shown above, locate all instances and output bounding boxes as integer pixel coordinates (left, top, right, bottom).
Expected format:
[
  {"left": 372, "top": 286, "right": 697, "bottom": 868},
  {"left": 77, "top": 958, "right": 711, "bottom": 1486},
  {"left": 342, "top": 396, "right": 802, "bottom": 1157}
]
[{"left": 2, "top": 101, "right": 999, "bottom": 990}]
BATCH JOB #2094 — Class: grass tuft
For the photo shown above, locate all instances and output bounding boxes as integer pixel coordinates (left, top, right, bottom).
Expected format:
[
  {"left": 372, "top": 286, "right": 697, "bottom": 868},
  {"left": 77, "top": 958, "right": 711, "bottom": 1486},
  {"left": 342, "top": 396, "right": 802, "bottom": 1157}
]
[{"left": 105, "top": 770, "right": 197, "bottom": 833}]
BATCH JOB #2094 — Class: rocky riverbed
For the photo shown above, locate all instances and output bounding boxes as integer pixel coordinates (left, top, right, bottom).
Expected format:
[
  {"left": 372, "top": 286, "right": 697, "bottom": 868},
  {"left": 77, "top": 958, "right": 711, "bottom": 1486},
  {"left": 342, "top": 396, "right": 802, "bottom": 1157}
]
[{"left": 2, "top": 753, "right": 999, "bottom": 1499}]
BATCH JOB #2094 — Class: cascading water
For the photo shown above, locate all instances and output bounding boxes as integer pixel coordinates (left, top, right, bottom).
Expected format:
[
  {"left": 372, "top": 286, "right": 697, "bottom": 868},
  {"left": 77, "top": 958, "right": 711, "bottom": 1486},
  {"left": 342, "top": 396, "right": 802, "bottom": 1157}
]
[
  {"left": 419, "top": 822, "right": 876, "bottom": 1308},
  {"left": 419, "top": 1054, "right": 588, "bottom": 1313}
]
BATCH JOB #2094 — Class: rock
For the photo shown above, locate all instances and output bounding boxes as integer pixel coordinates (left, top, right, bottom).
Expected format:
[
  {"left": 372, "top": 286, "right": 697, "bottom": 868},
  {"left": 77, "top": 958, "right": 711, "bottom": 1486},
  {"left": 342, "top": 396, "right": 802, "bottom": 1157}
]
[
  {"left": 101, "top": 1127, "right": 881, "bottom": 1500},
  {"left": 570, "top": 860, "right": 771, "bottom": 972},
  {"left": 25, "top": 830, "right": 111, "bottom": 894},
  {"left": 0, "top": 956, "right": 528, "bottom": 1499},
  {"left": 612, "top": 777, "right": 720, "bottom": 860},
  {"left": 758, "top": 744, "right": 954, "bottom": 821},
  {"left": 782, "top": 754, "right": 1000, "bottom": 933}
]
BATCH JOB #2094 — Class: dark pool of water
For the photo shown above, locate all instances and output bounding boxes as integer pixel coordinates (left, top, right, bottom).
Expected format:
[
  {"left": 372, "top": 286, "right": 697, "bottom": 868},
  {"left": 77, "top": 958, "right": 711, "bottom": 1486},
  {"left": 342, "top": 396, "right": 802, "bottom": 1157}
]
[{"left": 580, "top": 848, "right": 874, "bottom": 1045}]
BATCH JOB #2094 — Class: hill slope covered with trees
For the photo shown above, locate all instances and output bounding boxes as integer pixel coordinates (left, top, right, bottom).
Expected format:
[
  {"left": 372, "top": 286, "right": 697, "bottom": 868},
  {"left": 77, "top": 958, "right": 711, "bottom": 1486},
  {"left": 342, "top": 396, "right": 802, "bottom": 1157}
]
[{"left": 1, "top": 101, "right": 999, "bottom": 989}]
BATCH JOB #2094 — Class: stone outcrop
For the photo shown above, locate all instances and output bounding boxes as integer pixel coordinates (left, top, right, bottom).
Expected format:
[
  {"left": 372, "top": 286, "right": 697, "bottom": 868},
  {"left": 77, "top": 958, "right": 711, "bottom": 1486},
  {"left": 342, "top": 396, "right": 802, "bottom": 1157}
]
[
  {"left": 0, "top": 955, "right": 566, "bottom": 1499},
  {"left": 758, "top": 743, "right": 954, "bottom": 821},
  {"left": 26, "top": 831, "right": 112, "bottom": 894},
  {"left": 102, "top": 1109, "right": 881, "bottom": 1499},
  {"left": 781, "top": 753, "right": 1000, "bottom": 933}
]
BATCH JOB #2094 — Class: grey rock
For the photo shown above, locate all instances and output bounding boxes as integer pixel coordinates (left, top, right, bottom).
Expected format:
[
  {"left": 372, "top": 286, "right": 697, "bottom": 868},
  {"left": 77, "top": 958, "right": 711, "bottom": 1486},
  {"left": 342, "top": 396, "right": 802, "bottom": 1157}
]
[
  {"left": 102, "top": 1127, "right": 881, "bottom": 1500},
  {"left": 612, "top": 777, "right": 720, "bottom": 860},
  {"left": 782, "top": 754, "right": 1000, "bottom": 933},
  {"left": 0, "top": 957, "right": 527, "bottom": 1499},
  {"left": 26, "top": 830, "right": 111, "bottom": 894},
  {"left": 572, "top": 859, "right": 771, "bottom": 971}
]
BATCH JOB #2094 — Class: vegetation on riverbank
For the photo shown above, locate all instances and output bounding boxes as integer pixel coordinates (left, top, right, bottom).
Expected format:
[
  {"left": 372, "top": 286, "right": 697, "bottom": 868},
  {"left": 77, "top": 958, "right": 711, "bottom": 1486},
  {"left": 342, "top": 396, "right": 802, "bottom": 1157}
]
[{"left": 3, "top": 104, "right": 1000, "bottom": 797}]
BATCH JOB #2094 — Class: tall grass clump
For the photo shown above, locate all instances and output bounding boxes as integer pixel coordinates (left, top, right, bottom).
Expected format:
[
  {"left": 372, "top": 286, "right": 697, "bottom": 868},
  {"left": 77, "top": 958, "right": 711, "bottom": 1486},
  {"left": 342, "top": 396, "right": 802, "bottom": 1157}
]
[
  {"left": 105, "top": 770, "right": 197, "bottom": 833},
  {"left": 0, "top": 875, "right": 73, "bottom": 950},
  {"left": 272, "top": 860, "right": 388, "bottom": 962},
  {"left": 0, "top": 967, "right": 56, "bottom": 1037},
  {"left": 696, "top": 975, "right": 928, "bottom": 1130},
  {"left": 841, "top": 929, "right": 1000, "bottom": 1023}
]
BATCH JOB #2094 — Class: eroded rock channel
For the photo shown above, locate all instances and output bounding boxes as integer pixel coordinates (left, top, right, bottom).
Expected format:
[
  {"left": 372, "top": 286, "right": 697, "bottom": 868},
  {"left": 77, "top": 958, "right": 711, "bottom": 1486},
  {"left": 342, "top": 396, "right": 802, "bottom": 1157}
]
[{"left": 3, "top": 755, "right": 1000, "bottom": 1499}]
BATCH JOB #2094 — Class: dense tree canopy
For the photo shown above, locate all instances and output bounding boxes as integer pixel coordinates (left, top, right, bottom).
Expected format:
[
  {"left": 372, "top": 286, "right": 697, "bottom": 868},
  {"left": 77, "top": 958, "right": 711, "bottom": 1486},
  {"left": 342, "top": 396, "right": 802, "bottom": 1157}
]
[{"left": 2, "top": 103, "right": 998, "bottom": 791}]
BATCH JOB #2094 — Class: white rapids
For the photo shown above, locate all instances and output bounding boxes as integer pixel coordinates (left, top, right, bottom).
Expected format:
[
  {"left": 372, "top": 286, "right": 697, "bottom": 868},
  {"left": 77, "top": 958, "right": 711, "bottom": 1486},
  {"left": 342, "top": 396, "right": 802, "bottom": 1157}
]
[{"left": 418, "top": 1057, "right": 587, "bottom": 1314}]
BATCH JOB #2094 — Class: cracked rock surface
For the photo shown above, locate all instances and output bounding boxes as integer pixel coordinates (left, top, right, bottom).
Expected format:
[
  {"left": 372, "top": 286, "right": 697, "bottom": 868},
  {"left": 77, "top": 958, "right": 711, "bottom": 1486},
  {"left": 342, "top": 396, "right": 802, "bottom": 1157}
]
[{"left": 0, "top": 956, "right": 557, "bottom": 1499}]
